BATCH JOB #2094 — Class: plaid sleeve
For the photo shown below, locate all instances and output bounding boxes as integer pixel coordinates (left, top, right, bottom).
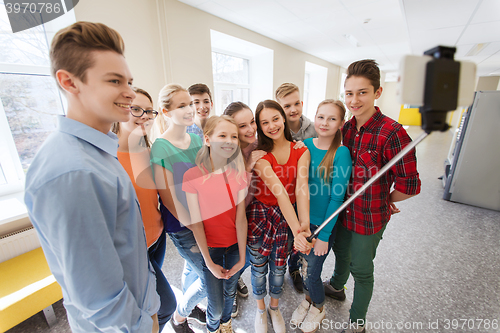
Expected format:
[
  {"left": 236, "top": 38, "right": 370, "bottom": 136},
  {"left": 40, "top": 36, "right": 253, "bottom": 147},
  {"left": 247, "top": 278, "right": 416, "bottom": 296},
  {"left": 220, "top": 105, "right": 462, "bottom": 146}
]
[{"left": 384, "top": 127, "right": 421, "bottom": 196}]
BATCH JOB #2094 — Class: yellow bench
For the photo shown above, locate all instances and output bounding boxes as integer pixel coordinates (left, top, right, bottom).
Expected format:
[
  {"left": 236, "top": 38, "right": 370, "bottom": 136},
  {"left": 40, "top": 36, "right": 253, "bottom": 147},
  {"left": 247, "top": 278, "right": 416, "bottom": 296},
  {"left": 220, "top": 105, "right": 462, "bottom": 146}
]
[{"left": 0, "top": 247, "right": 63, "bottom": 332}]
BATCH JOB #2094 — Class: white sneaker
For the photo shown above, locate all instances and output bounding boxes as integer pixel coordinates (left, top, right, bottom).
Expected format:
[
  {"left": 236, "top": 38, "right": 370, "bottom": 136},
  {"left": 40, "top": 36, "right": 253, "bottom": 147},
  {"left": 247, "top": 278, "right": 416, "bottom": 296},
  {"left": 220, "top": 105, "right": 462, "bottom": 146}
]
[
  {"left": 220, "top": 319, "right": 234, "bottom": 333},
  {"left": 255, "top": 309, "right": 268, "bottom": 333},
  {"left": 290, "top": 299, "right": 311, "bottom": 326},
  {"left": 268, "top": 306, "right": 286, "bottom": 333},
  {"left": 300, "top": 305, "right": 325, "bottom": 333}
]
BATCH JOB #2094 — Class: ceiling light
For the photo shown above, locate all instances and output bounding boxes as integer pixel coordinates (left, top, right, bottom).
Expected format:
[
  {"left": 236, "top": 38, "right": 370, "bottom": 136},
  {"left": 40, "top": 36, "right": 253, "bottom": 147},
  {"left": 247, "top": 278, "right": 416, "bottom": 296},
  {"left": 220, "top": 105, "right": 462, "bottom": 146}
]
[
  {"left": 465, "top": 43, "right": 489, "bottom": 57},
  {"left": 344, "top": 34, "right": 359, "bottom": 47}
]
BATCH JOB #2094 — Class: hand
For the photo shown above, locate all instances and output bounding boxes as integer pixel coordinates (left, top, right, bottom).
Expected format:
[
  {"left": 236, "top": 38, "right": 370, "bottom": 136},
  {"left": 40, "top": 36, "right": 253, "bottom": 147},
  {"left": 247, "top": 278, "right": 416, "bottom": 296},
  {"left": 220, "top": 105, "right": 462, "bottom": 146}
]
[
  {"left": 207, "top": 261, "right": 229, "bottom": 280},
  {"left": 293, "top": 140, "right": 305, "bottom": 149},
  {"left": 151, "top": 313, "right": 159, "bottom": 333},
  {"left": 247, "top": 150, "right": 267, "bottom": 171},
  {"left": 227, "top": 259, "right": 245, "bottom": 278},
  {"left": 313, "top": 239, "right": 329, "bottom": 256},
  {"left": 389, "top": 201, "right": 400, "bottom": 214},
  {"left": 294, "top": 225, "right": 316, "bottom": 255}
]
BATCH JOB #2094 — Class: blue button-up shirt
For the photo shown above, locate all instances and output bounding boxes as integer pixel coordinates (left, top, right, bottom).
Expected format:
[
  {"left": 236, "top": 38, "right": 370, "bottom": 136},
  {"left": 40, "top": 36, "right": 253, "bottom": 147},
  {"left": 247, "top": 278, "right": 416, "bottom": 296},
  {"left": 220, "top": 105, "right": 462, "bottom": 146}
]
[{"left": 25, "top": 116, "right": 160, "bottom": 332}]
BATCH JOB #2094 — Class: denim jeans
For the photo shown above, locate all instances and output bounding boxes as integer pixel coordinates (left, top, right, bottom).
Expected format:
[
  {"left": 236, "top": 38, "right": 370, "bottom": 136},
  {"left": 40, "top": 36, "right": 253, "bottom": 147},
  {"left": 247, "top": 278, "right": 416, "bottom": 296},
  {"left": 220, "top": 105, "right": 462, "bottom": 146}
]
[
  {"left": 182, "top": 260, "right": 198, "bottom": 294},
  {"left": 148, "top": 231, "right": 176, "bottom": 331},
  {"left": 203, "top": 243, "right": 240, "bottom": 332},
  {"left": 301, "top": 224, "right": 337, "bottom": 308},
  {"left": 248, "top": 233, "right": 292, "bottom": 300},
  {"left": 236, "top": 246, "right": 252, "bottom": 280},
  {"left": 168, "top": 228, "right": 207, "bottom": 318}
]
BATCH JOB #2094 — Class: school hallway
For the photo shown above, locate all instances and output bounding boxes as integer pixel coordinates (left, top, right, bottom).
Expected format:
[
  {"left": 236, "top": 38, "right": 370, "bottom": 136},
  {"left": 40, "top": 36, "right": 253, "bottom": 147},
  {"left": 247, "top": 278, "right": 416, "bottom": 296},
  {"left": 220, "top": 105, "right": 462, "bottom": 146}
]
[{"left": 7, "top": 126, "right": 500, "bottom": 332}]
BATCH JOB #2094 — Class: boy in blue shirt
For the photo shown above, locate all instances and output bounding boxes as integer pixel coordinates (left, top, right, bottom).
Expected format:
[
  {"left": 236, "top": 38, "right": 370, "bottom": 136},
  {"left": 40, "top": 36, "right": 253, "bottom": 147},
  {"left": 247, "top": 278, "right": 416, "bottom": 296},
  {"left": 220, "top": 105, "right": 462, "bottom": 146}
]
[
  {"left": 187, "top": 83, "right": 213, "bottom": 139},
  {"left": 24, "top": 22, "right": 161, "bottom": 332}
]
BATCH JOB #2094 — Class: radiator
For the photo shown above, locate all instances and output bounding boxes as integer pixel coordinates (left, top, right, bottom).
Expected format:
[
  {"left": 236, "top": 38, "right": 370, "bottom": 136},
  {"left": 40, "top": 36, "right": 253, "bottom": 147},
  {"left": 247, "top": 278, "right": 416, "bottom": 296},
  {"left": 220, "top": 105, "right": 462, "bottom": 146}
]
[{"left": 0, "top": 227, "right": 41, "bottom": 263}]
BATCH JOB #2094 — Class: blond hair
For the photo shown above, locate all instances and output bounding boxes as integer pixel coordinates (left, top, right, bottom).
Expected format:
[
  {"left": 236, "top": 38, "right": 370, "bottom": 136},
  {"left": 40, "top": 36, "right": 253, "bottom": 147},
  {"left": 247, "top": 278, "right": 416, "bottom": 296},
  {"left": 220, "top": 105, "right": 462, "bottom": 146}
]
[
  {"left": 196, "top": 116, "right": 246, "bottom": 183},
  {"left": 316, "top": 99, "right": 346, "bottom": 184},
  {"left": 275, "top": 83, "right": 300, "bottom": 101},
  {"left": 150, "top": 83, "right": 187, "bottom": 142},
  {"left": 50, "top": 21, "right": 124, "bottom": 83}
]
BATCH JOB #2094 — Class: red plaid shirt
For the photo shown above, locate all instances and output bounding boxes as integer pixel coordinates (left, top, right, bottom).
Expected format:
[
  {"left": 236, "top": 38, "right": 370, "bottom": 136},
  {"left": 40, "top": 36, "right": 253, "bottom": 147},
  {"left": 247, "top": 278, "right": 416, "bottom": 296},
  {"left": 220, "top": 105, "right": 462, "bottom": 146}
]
[
  {"left": 341, "top": 108, "right": 421, "bottom": 235},
  {"left": 247, "top": 199, "right": 293, "bottom": 266}
]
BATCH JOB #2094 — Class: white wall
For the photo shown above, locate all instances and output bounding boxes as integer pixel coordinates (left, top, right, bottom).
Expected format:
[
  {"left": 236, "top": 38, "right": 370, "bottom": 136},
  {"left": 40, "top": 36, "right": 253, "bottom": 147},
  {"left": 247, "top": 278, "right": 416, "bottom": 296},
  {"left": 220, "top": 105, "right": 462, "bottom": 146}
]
[
  {"left": 476, "top": 76, "right": 500, "bottom": 91},
  {"left": 376, "top": 81, "right": 401, "bottom": 121},
  {"left": 75, "top": 0, "right": 166, "bottom": 107},
  {"left": 74, "top": 0, "right": 342, "bottom": 107}
]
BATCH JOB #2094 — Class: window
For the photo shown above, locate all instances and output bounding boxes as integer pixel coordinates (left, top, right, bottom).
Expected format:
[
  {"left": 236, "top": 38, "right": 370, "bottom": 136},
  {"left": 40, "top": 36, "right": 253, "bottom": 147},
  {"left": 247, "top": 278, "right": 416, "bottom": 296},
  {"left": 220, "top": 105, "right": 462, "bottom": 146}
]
[
  {"left": 210, "top": 30, "right": 273, "bottom": 115},
  {"left": 0, "top": 3, "right": 75, "bottom": 196},
  {"left": 303, "top": 61, "right": 328, "bottom": 119},
  {"left": 212, "top": 52, "right": 250, "bottom": 114}
]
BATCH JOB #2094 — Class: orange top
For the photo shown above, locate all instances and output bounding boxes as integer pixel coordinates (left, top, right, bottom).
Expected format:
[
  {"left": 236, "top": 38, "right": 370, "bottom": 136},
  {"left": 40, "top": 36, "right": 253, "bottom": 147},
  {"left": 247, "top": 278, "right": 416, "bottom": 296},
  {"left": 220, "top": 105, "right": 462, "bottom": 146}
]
[{"left": 117, "top": 150, "right": 163, "bottom": 247}]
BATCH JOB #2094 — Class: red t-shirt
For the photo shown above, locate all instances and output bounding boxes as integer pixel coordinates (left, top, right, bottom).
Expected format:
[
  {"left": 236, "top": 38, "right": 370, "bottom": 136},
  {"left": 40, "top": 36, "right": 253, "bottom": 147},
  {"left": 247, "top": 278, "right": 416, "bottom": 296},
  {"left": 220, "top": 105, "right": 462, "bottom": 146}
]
[
  {"left": 253, "top": 142, "right": 308, "bottom": 206},
  {"left": 183, "top": 166, "right": 247, "bottom": 247}
]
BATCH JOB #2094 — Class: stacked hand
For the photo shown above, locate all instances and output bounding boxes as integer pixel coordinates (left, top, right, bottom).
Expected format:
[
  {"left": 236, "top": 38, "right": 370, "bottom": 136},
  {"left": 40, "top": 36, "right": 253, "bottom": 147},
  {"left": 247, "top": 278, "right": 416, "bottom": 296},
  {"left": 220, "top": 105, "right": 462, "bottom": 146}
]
[{"left": 294, "top": 224, "right": 316, "bottom": 255}]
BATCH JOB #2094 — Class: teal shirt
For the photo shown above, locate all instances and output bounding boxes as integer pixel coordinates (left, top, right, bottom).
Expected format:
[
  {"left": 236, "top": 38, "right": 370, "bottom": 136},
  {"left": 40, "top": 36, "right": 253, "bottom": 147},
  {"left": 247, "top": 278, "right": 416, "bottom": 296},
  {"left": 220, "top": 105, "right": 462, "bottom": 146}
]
[
  {"left": 304, "top": 138, "right": 352, "bottom": 242},
  {"left": 150, "top": 133, "right": 203, "bottom": 233}
]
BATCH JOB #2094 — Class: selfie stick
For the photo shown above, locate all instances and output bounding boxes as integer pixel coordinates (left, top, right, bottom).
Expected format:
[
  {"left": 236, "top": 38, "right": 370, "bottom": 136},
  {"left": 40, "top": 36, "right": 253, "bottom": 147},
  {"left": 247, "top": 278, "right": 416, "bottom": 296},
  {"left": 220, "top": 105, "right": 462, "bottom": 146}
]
[
  {"left": 305, "top": 131, "right": 428, "bottom": 243},
  {"left": 306, "top": 45, "right": 464, "bottom": 243}
]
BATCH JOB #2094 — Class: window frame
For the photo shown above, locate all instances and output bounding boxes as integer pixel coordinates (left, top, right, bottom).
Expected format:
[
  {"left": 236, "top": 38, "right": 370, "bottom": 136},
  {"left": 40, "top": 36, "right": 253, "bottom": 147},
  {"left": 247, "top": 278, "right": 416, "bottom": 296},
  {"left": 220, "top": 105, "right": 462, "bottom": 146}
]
[
  {"left": 211, "top": 49, "right": 251, "bottom": 115},
  {"left": 0, "top": 4, "right": 73, "bottom": 197}
]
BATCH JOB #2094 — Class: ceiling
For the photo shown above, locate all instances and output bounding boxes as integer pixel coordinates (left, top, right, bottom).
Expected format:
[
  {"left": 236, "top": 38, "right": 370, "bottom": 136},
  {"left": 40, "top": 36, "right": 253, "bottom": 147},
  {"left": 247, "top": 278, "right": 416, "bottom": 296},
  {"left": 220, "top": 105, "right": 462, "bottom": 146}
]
[{"left": 178, "top": 0, "right": 500, "bottom": 81}]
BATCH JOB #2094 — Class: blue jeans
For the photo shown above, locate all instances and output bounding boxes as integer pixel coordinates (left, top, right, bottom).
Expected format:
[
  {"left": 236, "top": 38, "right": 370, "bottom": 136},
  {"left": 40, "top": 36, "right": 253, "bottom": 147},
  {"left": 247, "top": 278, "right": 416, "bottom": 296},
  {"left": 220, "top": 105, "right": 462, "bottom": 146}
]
[
  {"left": 236, "top": 246, "right": 252, "bottom": 279},
  {"left": 203, "top": 243, "right": 240, "bottom": 332},
  {"left": 248, "top": 233, "right": 292, "bottom": 300},
  {"left": 168, "top": 228, "right": 207, "bottom": 318},
  {"left": 148, "top": 231, "right": 176, "bottom": 331},
  {"left": 182, "top": 261, "right": 198, "bottom": 294},
  {"left": 288, "top": 251, "right": 301, "bottom": 272},
  {"left": 301, "top": 224, "right": 337, "bottom": 308}
]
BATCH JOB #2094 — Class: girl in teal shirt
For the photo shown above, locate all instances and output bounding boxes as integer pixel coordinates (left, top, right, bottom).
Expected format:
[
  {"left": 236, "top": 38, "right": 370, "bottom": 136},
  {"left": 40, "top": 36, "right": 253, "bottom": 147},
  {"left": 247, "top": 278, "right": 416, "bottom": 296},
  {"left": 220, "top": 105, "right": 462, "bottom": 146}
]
[{"left": 291, "top": 100, "right": 352, "bottom": 332}]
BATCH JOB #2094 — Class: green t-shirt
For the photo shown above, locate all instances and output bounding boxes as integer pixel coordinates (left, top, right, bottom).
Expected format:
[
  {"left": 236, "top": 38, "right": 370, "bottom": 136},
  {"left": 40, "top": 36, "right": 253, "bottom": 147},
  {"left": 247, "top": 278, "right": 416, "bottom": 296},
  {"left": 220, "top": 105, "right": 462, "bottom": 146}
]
[{"left": 150, "top": 133, "right": 202, "bottom": 233}]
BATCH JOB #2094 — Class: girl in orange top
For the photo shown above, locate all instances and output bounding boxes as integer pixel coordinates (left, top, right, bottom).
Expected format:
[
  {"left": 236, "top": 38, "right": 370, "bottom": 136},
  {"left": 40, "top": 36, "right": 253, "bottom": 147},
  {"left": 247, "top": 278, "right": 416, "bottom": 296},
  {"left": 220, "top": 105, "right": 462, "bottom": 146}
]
[{"left": 112, "top": 87, "right": 175, "bottom": 332}]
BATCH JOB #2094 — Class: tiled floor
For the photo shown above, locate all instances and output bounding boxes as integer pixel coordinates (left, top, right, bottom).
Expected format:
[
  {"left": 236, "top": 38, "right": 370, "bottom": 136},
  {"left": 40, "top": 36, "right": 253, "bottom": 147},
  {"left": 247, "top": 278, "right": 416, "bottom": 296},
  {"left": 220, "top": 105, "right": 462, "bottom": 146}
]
[{"left": 7, "top": 127, "right": 500, "bottom": 333}]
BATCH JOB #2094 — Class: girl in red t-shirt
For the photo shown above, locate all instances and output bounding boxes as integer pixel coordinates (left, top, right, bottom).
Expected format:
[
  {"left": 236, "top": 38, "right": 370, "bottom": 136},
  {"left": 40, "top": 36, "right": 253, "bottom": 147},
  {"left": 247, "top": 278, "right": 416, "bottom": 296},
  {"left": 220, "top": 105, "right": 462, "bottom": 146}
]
[
  {"left": 183, "top": 115, "right": 248, "bottom": 333},
  {"left": 248, "top": 99, "right": 312, "bottom": 333}
]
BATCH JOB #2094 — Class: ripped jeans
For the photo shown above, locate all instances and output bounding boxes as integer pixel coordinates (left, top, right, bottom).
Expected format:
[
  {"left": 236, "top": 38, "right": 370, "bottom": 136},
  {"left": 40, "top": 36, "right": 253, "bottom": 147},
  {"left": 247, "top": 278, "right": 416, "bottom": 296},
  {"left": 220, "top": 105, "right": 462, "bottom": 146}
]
[
  {"left": 247, "top": 232, "right": 292, "bottom": 300},
  {"left": 168, "top": 228, "right": 207, "bottom": 318},
  {"left": 300, "top": 223, "right": 336, "bottom": 308}
]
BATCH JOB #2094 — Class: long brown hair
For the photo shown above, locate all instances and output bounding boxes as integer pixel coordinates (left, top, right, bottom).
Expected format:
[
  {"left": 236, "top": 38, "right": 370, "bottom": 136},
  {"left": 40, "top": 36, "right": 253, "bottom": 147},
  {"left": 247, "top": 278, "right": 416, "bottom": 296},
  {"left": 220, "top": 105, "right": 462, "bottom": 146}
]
[
  {"left": 255, "top": 100, "right": 293, "bottom": 152},
  {"left": 316, "top": 99, "right": 346, "bottom": 183},
  {"left": 223, "top": 101, "right": 250, "bottom": 117}
]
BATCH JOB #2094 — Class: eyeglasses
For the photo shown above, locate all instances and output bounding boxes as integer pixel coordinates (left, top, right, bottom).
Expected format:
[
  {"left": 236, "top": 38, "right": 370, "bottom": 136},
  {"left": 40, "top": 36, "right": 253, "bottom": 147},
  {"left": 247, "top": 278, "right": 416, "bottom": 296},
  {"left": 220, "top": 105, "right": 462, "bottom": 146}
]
[{"left": 130, "top": 106, "right": 159, "bottom": 119}]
